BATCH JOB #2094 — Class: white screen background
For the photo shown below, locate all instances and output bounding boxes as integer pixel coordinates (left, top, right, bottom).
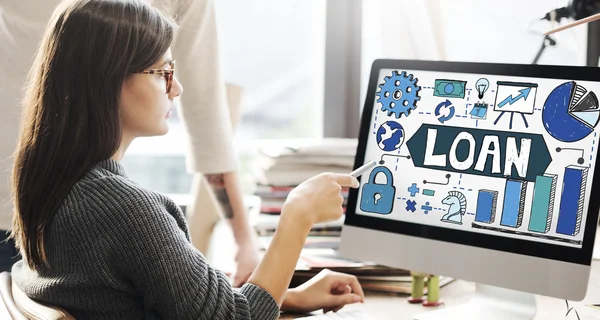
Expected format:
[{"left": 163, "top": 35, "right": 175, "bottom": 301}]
[{"left": 356, "top": 68, "right": 600, "bottom": 249}]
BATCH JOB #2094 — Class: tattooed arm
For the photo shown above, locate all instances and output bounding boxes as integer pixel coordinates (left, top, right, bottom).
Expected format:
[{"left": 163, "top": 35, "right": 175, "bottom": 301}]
[
  {"left": 205, "top": 171, "right": 260, "bottom": 287},
  {"left": 205, "top": 172, "right": 235, "bottom": 219}
]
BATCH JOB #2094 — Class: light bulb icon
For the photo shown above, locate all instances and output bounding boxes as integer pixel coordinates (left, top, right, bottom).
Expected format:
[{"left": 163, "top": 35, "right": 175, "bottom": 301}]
[{"left": 475, "top": 78, "right": 489, "bottom": 99}]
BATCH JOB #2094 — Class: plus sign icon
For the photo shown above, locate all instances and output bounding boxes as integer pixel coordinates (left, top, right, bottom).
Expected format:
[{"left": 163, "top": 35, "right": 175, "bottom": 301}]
[{"left": 407, "top": 183, "right": 420, "bottom": 197}]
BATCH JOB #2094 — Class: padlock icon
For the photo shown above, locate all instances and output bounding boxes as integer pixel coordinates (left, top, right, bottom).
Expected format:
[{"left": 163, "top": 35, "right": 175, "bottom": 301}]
[{"left": 359, "top": 166, "right": 396, "bottom": 214}]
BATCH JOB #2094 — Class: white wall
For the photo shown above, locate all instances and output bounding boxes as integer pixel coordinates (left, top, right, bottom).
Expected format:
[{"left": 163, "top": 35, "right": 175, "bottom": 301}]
[
  {"left": 437, "top": 0, "right": 587, "bottom": 65},
  {"left": 361, "top": 0, "right": 589, "bottom": 103}
]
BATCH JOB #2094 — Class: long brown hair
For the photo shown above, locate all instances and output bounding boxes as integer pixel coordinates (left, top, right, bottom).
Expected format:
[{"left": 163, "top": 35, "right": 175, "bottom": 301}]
[{"left": 11, "top": 0, "right": 175, "bottom": 270}]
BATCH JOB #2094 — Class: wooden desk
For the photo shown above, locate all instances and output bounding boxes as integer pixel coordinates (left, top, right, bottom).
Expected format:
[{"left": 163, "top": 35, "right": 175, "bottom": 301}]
[
  {"left": 280, "top": 261, "right": 600, "bottom": 319},
  {"left": 207, "top": 222, "right": 600, "bottom": 319}
]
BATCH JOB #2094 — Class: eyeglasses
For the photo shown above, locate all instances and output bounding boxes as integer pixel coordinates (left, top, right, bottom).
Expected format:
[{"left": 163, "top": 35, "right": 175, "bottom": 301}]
[{"left": 136, "top": 60, "right": 175, "bottom": 94}]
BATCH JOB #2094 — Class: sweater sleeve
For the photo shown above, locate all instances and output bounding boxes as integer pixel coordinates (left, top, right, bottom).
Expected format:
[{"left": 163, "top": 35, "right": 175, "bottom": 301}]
[{"left": 95, "top": 183, "right": 279, "bottom": 319}]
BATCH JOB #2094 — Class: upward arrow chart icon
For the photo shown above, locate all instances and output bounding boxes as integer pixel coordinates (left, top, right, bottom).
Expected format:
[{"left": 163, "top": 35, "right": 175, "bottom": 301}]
[{"left": 497, "top": 87, "right": 532, "bottom": 108}]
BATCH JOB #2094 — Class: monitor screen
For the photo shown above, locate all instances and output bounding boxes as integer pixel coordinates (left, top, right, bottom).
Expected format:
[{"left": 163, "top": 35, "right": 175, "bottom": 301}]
[{"left": 346, "top": 60, "right": 600, "bottom": 264}]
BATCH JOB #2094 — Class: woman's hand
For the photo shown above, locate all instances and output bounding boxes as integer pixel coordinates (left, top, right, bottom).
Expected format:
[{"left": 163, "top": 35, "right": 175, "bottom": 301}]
[
  {"left": 283, "top": 173, "right": 359, "bottom": 228},
  {"left": 231, "top": 240, "right": 260, "bottom": 287},
  {"left": 246, "top": 173, "right": 359, "bottom": 307},
  {"left": 281, "top": 269, "right": 365, "bottom": 314}
]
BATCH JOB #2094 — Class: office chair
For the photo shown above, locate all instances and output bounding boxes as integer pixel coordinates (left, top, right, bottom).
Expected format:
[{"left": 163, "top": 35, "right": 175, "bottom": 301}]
[{"left": 0, "top": 271, "right": 74, "bottom": 320}]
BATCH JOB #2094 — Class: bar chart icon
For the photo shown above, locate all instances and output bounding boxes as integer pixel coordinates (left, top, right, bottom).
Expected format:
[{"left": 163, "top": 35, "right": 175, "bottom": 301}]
[
  {"left": 475, "top": 190, "right": 499, "bottom": 223},
  {"left": 528, "top": 174, "right": 557, "bottom": 233},
  {"left": 556, "top": 166, "right": 588, "bottom": 236},
  {"left": 500, "top": 180, "right": 528, "bottom": 228}
]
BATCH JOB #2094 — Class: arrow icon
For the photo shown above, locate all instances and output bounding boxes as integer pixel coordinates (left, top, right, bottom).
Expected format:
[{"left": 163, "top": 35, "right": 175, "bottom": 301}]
[
  {"left": 435, "top": 99, "right": 452, "bottom": 116},
  {"left": 435, "top": 99, "right": 455, "bottom": 123},
  {"left": 497, "top": 87, "right": 532, "bottom": 108}
]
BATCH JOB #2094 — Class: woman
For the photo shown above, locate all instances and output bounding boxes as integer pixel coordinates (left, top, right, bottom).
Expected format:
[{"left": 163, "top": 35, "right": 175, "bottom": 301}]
[{"left": 9, "top": 0, "right": 364, "bottom": 319}]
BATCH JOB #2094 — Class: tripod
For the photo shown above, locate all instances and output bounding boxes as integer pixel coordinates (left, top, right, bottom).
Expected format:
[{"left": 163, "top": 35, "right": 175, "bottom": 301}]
[{"left": 531, "top": 34, "right": 557, "bottom": 64}]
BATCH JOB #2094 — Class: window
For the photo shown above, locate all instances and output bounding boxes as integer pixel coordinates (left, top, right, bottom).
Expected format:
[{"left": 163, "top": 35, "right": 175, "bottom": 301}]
[
  {"left": 216, "top": 0, "right": 326, "bottom": 140},
  {"left": 360, "top": 0, "right": 588, "bottom": 105},
  {"left": 122, "top": 1, "right": 326, "bottom": 194}
]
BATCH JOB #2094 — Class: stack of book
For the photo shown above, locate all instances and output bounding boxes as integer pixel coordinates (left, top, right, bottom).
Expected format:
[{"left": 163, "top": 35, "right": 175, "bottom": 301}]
[
  {"left": 254, "top": 184, "right": 349, "bottom": 215},
  {"left": 257, "top": 235, "right": 454, "bottom": 295},
  {"left": 251, "top": 213, "right": 345, "bottom": 237},
  {"left": 250, "top": 138, "right": 357, "bottom": 235},
  {"left": 293, "top": 268, "right": 454, "bottom": 295}
]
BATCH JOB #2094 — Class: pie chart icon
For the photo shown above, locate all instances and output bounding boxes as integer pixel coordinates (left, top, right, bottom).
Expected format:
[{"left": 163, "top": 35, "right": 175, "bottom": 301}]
[{"left": 542, "top": 81, "right": 599, "bottom": 142}]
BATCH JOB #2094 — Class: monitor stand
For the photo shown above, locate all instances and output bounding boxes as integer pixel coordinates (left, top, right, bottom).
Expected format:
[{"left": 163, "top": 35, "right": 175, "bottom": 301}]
[{"left": 414, "top": 284, "right": 536, "bottom": 320}]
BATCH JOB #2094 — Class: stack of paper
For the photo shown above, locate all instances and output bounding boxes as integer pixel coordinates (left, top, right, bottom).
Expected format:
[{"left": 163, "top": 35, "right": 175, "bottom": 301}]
[{"left": 252, "top": 138, "right": 357, "bottom": 187}]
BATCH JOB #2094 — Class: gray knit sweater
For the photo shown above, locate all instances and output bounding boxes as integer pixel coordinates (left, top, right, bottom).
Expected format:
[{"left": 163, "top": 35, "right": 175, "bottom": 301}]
[{"left": 11, "top": 159, "right": 280, "bottom": 319}]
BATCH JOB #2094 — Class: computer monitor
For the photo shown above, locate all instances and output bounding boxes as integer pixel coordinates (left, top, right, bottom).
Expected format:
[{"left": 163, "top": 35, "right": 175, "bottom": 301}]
[{"left": 339, "top": 59, "right": 600, "bottom": 320}]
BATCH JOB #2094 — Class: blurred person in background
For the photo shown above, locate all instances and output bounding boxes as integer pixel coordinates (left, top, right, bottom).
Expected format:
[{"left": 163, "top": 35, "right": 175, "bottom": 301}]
[{"left": 0, "top": 0, "right": 260, "bottom": 285}]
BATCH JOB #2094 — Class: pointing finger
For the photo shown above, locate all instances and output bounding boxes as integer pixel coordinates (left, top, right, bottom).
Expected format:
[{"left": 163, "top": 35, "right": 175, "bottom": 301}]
[{"left": 329, "top": 173, "right": 359, "bottom": 188}]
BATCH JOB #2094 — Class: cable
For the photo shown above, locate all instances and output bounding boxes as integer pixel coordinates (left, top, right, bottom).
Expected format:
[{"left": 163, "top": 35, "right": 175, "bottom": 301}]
[
  {"left": 533, "top": 0, "right": 600, "bottom": 64},
  {"left": 565, "top": 300, "right": 581, "bottom": 320}
]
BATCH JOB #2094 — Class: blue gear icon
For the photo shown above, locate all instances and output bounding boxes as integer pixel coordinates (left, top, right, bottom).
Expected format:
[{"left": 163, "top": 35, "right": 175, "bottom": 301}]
[{"left": 376, "top": 70, "right": 421, "bottom": 118}]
